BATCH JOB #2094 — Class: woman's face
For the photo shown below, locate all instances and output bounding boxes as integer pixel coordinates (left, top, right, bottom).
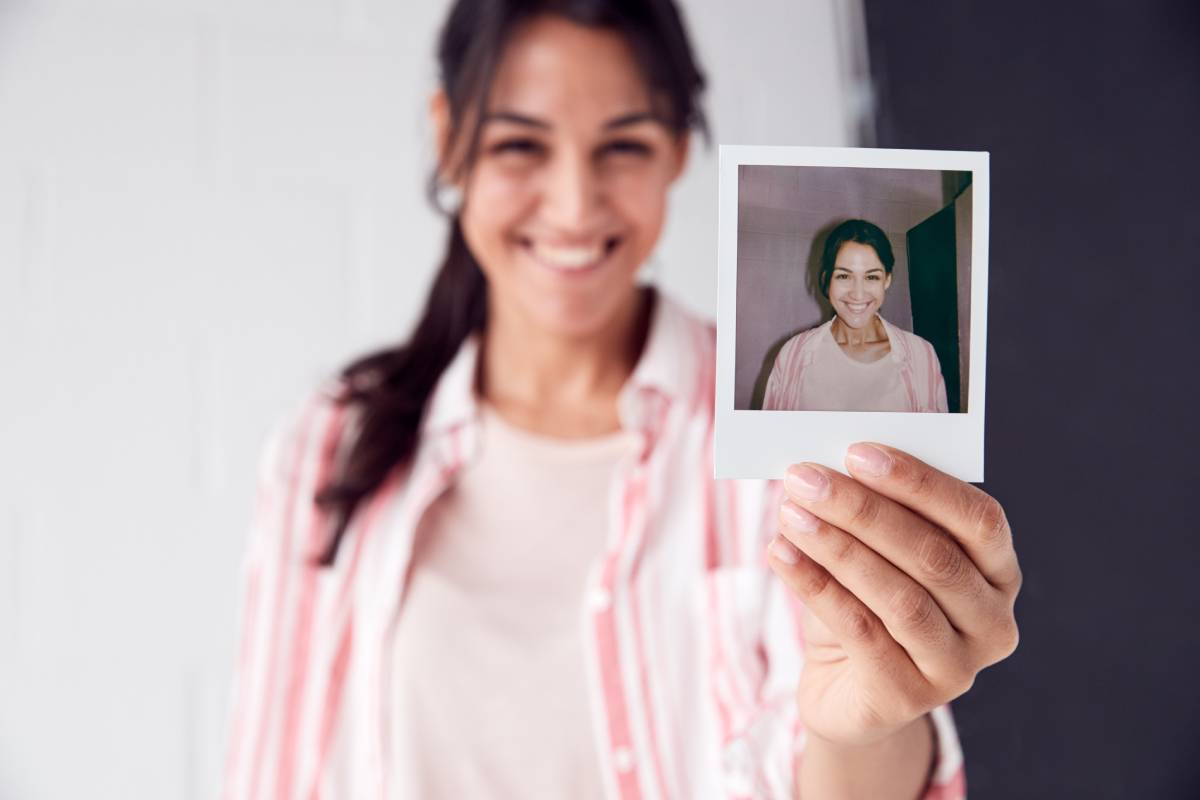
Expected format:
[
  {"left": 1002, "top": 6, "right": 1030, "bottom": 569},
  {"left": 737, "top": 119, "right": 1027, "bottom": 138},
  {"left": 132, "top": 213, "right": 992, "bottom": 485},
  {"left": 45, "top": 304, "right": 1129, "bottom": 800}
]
[
  {"left": 828, "top": 241, "right": 892, "bottom": 329},
  {"left": 441, "top": 15, "right": 689, "bottom": 339}
]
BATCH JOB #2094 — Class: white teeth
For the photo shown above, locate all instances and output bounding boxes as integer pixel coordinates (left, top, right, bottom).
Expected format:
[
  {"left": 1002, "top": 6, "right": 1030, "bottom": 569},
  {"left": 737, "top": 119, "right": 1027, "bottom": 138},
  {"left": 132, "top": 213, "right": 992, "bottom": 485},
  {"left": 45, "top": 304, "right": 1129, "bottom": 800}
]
[{"left": 532, "top": 242, "right": 606, "bottom": 271}]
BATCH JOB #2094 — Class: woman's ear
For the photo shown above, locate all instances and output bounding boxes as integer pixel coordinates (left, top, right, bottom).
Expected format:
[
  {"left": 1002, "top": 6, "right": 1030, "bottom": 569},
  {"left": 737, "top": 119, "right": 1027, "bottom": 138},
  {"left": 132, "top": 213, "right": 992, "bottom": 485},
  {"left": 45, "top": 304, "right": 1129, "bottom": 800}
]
[
  {"left": 429, "top": 89, "right": 456, "bottom": 184},
  {"left": 884, "top": 273, "right": 893, "bottom": 291},
  {"left": 669, "top": 131, "right": 691, "bottom": 183}
]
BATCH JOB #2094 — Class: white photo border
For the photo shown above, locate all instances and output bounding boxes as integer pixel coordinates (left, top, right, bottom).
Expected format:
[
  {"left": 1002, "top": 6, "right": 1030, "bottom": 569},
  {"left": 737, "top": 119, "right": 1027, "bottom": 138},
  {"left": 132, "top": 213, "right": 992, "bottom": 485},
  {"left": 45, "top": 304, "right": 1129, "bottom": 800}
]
[{"left": 715, "top": 145, "right": 990, "bottom": 481}]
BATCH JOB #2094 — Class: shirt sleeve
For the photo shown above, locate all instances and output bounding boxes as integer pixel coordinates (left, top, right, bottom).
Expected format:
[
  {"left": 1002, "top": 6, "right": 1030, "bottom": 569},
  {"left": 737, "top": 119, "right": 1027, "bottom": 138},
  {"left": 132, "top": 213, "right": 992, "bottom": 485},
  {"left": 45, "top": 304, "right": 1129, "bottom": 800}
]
[
  {"left": 220, "top": 390, "right": 344, "bottom": 800},
  {"left": 727, "top": 480, "right": 967, "bottom": 799},
  {"left": 763, "top": 335, "right": 801, "bottom": 410},
  {"left": 924, "top": 339, "right": 950, "bottom": 413},
  {"left": 762, "top": 355, "right": 786, "bottom": 410}
]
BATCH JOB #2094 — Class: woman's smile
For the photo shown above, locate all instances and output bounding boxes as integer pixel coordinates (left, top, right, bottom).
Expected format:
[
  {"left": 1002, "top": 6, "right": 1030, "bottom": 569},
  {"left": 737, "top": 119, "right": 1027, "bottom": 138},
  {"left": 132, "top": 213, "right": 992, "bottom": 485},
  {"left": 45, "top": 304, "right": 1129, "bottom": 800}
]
[{"left": 518, "top": 234, "right": 624, "bottom": 276}]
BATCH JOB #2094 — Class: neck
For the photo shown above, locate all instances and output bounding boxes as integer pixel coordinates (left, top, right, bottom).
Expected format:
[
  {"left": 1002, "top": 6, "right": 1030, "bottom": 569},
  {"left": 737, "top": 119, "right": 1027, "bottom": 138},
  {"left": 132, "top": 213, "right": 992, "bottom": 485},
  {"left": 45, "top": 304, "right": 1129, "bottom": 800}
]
[
  {"left": 832, "top": 314, "right": 886, "bottom": 346},
  {"left": 480, "top": 287, "right": 652, "bottom": 436}
]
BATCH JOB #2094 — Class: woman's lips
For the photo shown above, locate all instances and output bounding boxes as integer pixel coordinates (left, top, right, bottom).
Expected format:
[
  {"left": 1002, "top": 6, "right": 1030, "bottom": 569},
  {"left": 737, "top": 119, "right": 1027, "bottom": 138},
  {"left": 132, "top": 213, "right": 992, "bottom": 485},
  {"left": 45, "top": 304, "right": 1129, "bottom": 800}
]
[
  {"left": 842, "top": 301, "right": 872, "bottom": 314},
  {"left": 522, "top": 236, "right": 621, "bottom": 275}
]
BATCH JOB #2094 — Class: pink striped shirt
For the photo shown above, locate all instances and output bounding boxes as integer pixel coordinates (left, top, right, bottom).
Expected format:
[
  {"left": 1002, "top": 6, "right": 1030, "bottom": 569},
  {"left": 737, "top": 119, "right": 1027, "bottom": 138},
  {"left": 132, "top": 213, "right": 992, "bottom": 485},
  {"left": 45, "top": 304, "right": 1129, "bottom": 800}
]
[
  {"left": 221, "top": 294, "right": 967, "bottom": 799},
  {"left": 763, "top": 317, "right": 950, "bottom": 413}
]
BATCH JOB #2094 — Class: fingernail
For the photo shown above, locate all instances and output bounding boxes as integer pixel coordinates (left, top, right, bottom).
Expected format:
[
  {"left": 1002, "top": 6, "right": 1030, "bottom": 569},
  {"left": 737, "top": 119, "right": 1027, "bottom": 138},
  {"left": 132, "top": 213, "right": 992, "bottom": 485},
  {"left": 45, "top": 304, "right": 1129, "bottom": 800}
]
[
  {"left": 846, "top": 443, "right": 893, "bottom": 477},
  {"left": 785, "top": 464, "right": 829, "bottom": 500},
  {"left": 780, "top": 500, "right": 819, "bottom": 533},
  {"left": 768, "top": 534, "right": 800, "bottom": 565}
]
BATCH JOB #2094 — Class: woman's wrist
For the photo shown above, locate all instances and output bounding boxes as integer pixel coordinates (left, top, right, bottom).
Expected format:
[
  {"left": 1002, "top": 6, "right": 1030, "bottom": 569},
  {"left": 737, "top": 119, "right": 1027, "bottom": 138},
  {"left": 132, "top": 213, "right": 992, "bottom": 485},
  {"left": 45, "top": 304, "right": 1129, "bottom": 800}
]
[{"left": 797, "top": 713, "right": 935, "bottom": 800}]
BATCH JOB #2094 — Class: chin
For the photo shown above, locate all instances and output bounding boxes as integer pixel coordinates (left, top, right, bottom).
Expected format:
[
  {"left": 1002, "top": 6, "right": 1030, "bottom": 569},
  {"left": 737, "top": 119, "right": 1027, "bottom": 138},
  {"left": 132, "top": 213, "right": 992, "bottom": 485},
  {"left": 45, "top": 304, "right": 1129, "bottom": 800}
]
[
  {"left": 835, "top": 308, "right": 877, "bottom": 328},
  {"left": 523, "top": 289, "right": 634, "bottom": 339}
]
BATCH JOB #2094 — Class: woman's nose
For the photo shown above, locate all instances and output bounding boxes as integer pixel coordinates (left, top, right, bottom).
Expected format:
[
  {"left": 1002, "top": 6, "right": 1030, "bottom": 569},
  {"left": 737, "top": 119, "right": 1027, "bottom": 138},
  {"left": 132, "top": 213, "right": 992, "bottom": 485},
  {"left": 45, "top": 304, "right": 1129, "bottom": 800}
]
[{"left": 541, "top": 151, "right": 602, "bottom": 230}]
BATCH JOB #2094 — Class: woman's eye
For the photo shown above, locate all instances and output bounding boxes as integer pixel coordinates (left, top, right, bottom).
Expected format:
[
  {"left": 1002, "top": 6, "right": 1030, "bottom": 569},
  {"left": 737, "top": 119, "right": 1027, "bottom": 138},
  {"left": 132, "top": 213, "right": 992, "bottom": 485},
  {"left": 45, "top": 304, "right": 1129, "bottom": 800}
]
[
  {"left": 490, "top": 139, "right": 544, "bottom": 156},
  {"left": 601, "top": 140, "right": 652, "bottom": 157},
  {"left": 868, "top": 274, "right": 881, "bottom": 281},
  {"left": 834, "top": 273, "right": 848, "bottom": 280}
]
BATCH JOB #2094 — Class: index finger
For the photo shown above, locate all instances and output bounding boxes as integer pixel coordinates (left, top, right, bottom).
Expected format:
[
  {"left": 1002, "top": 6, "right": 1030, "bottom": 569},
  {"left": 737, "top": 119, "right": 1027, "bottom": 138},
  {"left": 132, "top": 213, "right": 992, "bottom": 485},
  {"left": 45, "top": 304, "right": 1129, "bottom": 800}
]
[{"left": 843, "top": 442, "right": 1021, "bottom": 591}]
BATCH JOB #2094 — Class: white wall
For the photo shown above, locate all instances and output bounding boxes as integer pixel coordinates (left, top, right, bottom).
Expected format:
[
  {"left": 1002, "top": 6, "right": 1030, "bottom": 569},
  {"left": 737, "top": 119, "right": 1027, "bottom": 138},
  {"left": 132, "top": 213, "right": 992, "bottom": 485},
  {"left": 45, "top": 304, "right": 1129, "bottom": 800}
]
[{"left": 0, "top": 1, "right": 865, "bottom": 797}]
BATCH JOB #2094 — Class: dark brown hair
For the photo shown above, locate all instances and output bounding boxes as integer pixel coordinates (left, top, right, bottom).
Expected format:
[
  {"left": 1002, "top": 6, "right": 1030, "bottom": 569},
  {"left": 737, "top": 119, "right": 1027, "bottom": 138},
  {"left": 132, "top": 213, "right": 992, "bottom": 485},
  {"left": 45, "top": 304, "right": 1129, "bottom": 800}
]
[{"left": 312, "top": 0, "right": 709, "bottom": 566}]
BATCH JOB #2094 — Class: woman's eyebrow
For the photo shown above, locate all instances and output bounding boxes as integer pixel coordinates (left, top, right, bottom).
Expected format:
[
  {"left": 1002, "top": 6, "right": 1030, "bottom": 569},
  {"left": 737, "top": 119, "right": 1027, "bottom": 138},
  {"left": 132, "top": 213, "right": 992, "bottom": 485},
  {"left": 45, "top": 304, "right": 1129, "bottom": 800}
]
[
  {"left": 482, "top": 110, "right": 661, "bottom": 131},
  {"left": 483, "top": 110, "right": 551, "bottom": 129},
  {"left": 603, "top": 111, "right": 659, "bottom": 130},
  {"left": 833, "top": 266, "right": 885, "bottom": 273}
]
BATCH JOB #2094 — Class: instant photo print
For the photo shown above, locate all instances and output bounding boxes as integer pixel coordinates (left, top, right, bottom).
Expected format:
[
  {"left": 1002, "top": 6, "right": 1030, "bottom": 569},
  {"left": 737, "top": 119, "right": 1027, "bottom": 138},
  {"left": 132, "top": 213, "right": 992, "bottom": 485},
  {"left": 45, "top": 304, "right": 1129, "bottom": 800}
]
[{"left": 715, "top": 145, "right": 989, "bottom": 481}]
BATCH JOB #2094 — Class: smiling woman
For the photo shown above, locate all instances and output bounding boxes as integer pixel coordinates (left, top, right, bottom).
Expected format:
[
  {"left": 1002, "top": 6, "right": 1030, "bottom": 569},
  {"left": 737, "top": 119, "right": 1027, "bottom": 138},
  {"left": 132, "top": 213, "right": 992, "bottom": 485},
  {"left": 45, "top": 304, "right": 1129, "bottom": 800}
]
[
  {"left": 217, "top": 2, "right": 1015, "bottom": 799},
  {"left": 763, "top": 218, "right": 949, "bottom": 412}
]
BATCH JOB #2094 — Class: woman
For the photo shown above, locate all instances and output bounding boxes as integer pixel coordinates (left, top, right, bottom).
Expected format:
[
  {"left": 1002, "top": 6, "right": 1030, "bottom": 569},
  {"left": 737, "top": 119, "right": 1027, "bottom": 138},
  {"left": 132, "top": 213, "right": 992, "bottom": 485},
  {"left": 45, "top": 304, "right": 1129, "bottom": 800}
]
[
  {"left": 762, "top": 219, "right": 950, "bottom": 412},
  {"left": 222, "top": 2, "right": 1019, "bottom": 799}
]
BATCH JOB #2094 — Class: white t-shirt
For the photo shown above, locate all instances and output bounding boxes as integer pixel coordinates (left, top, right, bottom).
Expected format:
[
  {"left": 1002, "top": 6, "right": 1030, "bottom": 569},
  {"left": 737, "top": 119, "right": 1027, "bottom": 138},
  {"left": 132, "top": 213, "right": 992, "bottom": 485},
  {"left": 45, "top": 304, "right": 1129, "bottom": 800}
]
[
  {"left": 388, "top": 404, "right": 637, "bottom": 799},
  {"left": 790, "top": 321, "right": 910, "bottom": 411}
]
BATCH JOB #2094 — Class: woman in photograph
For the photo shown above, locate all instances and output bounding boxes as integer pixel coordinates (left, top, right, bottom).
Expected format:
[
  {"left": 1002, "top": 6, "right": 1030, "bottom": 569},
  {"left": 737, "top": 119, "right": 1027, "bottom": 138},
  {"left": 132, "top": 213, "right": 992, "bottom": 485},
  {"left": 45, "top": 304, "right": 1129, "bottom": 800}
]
[
  {"left": 222, "top": 3, "right": 1018, "bottom": 799},
  {"left": 762, "top": 219, "right": 950, "bottom": 412}
]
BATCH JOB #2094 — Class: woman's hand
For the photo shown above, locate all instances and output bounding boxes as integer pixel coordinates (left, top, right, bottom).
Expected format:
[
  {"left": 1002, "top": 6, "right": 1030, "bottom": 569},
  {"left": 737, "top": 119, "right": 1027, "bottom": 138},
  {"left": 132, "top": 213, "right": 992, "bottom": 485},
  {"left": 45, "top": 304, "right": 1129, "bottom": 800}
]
[{"left": 766, "top": 443, "right": 1021, "bottom": 749}]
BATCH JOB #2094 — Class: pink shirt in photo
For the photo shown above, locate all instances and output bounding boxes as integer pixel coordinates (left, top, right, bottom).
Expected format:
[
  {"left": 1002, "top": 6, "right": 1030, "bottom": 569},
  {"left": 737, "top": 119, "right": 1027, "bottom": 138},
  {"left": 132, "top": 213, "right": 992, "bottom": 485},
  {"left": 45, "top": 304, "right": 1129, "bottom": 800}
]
[{"left": 762, "top": 316, "right": 950, "bottom": 412}]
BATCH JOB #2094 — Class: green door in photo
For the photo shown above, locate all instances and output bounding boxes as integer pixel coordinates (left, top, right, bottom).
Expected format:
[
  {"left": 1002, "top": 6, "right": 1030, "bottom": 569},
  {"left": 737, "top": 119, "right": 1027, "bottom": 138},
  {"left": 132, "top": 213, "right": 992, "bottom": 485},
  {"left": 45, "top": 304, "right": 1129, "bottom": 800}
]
[{"left": 906, "top": 203, "right": 961, "bottom": 412}]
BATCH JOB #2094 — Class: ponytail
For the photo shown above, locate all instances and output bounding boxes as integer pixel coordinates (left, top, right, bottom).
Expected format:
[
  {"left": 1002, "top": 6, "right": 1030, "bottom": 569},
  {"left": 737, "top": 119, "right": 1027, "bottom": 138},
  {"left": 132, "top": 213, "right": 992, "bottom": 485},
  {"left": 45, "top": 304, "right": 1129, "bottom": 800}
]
[{"left": 313, "top": 218, "right": 485, "bottom": 566}]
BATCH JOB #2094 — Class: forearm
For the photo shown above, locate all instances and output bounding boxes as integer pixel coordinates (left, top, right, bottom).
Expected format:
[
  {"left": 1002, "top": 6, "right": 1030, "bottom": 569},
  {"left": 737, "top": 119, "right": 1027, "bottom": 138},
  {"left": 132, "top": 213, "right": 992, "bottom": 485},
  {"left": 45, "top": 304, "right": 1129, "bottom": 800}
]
[{"left": 795, "top": 714, "right": 935, "bottom": 800}]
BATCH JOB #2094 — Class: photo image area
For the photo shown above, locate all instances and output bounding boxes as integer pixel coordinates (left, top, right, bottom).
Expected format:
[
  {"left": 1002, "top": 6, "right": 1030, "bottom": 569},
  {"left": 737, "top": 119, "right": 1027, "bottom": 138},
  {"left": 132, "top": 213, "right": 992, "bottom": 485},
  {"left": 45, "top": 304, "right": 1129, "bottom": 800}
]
[{"left": 734, "top": 165, "right": 973, "bottom": 414}]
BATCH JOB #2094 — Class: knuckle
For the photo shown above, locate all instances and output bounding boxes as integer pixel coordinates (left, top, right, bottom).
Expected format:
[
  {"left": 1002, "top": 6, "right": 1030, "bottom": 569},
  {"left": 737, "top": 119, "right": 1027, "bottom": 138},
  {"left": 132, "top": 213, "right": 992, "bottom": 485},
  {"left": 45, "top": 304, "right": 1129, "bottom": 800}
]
[
  {"left": 848, "top": 490, "right": 882, "bottom": 529},
  {"left": 901, "top": 684, "right": 938, "bottom": 720},
  {"left": 946, "top": 667, "right": 977, "bottom": 699},
  {"left": 828, "top": 529, "right": 858, "bottom": 565},
  {"left": 1004, "top": 558, "right": 1024, "bottom": 595},
  {"left": 993, "top": 616, "right": 1020, "bottom": 661},
  {"left": 797, "top": 564, "right": 835, "bottom": 599},
  {"left": 888, "top": 584, "right": 938, "bottom": 633},
  {"left": 973, "top": 496, "right": 1010, "bottom": 549},
  {"left": 917, "top": 532, "right": 969, "bottom": 589},
  {"left": 906, "top": 463, "right": 939, "bottom": 502},
  {"left": 840, "top": 605, "right": 877, "bottom": 645},
  {"left": 930, "top": 653, "right": 976, "bottom": 700}
]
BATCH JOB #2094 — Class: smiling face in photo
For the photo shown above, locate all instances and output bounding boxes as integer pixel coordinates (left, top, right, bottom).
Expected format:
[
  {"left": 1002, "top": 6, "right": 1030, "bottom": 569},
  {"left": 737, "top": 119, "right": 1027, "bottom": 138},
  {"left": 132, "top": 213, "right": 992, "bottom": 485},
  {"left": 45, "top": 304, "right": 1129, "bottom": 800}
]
[
  {"left": 828, "top": 241, "right": 892, "bottom": 329},
  {"left": 454, "top": 15, "right": 689, "bottom": 339}
]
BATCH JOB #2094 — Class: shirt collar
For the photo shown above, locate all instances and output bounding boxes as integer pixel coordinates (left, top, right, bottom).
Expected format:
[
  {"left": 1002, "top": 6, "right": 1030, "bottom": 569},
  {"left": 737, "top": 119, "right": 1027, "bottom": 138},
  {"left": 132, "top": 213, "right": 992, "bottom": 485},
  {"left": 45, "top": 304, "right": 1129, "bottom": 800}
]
[
  {"left": 421, "top": 289, "right": 701, "bottom": 440},
  {"left": 876, "top": 315, "right": 915, "bottom": 364}
]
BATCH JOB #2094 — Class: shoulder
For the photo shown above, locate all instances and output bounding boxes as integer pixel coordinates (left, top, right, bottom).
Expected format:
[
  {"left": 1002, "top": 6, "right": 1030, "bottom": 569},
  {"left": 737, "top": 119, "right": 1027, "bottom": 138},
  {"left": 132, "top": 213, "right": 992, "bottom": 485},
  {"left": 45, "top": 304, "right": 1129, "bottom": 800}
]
[
  {"left": 775, "top": 320, "right": 829, "bottom": 369},
  {"left": 646, "top": 291, "right": 716, "bottom": 409},
  {"left": 904, "top": 330, "right": 941, "bottom": 366},
  {"left": 252, "top": 377, "right": 353, "bottom": 537},
  {"left": 659, "top": 291, "right": 715, "bottom": 354},
  {"left": 880, "top": 318, "right": 938, "bottom": 364}
]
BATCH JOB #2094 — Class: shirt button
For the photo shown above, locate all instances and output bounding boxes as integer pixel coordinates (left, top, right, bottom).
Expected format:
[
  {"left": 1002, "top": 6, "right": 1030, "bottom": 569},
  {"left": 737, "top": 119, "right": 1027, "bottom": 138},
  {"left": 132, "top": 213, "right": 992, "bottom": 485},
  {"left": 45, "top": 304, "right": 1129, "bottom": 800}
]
[
  {"left": 613, "top": 746, "right": 635, "bottom": 773},
  {"left": 589, "top": 587, "right": 612, "bottom": 612}
]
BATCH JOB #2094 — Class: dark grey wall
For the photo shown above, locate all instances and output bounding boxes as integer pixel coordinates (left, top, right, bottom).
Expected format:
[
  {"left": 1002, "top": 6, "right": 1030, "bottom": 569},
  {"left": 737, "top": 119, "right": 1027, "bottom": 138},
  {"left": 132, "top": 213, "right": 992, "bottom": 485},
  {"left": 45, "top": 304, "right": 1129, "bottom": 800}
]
[{"left": 863, "top": 1, "right": 1200, "bottom": 797}]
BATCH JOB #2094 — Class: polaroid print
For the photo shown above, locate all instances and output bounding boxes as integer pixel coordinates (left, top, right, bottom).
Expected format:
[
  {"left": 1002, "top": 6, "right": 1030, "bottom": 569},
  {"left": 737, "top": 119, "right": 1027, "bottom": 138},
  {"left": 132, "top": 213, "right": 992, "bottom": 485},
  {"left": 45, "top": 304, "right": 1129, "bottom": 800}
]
[{"left": 715, "top": 145, "right": 989, "bottom": 481}]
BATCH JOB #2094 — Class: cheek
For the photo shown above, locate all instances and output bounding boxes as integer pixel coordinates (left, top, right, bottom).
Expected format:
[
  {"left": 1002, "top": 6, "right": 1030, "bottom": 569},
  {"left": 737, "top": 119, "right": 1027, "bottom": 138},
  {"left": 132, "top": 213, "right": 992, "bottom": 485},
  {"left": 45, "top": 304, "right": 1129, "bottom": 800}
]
[
  {"left": 460, "top": 168, "right": 533, "bottom": 267},
  {"left": 466, "top": 167, "right": 534, "bottom": 230},
  {"left": 607, "top": 169, "right": 669, "bottom": 238}
]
